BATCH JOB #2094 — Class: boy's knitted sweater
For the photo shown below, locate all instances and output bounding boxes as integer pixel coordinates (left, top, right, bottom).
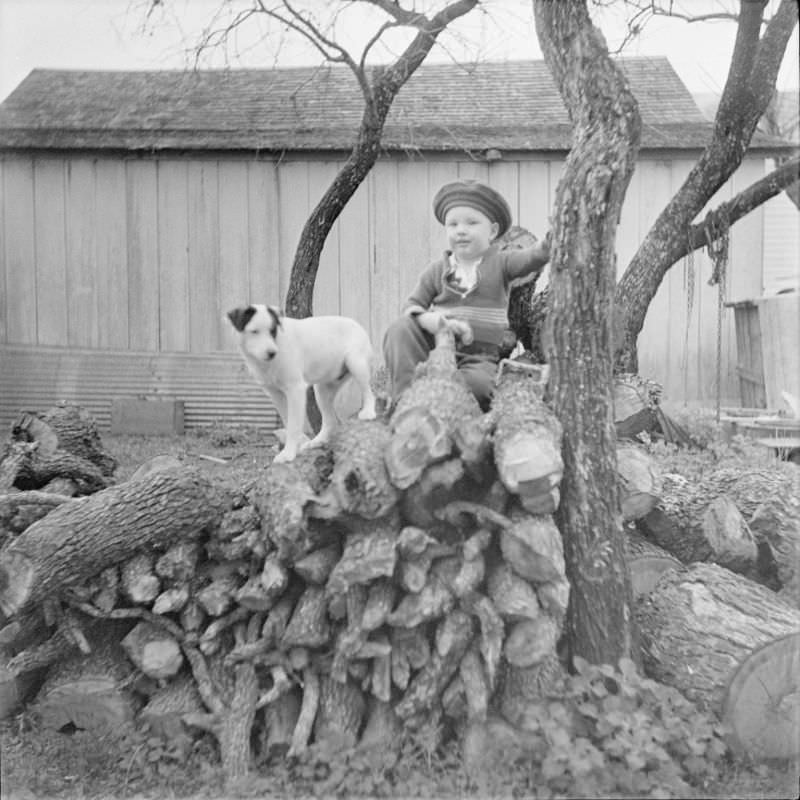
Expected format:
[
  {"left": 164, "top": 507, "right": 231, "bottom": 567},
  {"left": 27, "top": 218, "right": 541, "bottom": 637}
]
[{"left": 404, "top": 244, "right": 547, "bottom": 348}]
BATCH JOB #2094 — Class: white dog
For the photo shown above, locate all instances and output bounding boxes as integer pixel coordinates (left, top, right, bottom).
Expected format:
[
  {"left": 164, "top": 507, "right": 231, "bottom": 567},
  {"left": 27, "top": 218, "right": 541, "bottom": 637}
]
[{"left": 227, "top": 305, "right": 377, "bottom": 463}]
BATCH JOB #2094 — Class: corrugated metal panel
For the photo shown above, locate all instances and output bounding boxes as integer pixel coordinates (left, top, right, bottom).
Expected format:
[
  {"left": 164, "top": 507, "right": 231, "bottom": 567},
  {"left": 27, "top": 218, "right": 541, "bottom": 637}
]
[{"left": 0, "top": 345, "right": 279, "bottom": 432}]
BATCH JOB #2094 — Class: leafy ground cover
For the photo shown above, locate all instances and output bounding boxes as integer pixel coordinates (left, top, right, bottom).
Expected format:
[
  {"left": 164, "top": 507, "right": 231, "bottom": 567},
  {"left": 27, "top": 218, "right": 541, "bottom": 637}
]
[{"left": 1, "top": 417, "right": 798, "bottom": 799}]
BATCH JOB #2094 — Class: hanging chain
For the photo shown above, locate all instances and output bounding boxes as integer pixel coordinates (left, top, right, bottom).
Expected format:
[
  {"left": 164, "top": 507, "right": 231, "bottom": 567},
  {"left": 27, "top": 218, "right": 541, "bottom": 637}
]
[
  {"left": 704, "top": 209, "right": 730, "bottom": 422},
  {"left": 683, "top": 237, "right": 696, "bottom": 406}
]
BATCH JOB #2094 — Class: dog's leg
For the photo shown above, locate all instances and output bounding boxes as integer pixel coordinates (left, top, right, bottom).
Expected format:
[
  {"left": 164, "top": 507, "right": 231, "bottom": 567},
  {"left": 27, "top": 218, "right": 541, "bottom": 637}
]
[
  {"left": 345, "top": 354, "right": 377, "bottom": 420},
  {"left": 301, "top": 382, "right": 338, "bottom": 451},
  {"left": 273, "top": 384, "right": 308, "bottom": 463},
  {"left": 265, "top": 387, "right": 289, "bottom": 429}
]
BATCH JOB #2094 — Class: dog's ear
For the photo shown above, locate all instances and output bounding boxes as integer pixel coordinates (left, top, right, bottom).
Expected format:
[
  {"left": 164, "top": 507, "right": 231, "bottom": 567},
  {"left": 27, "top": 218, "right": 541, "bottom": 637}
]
[
  {"left": 266, "top": 306, "right": 283, "bottom": 331},
  {"left": 227, "top": 306, "right": 257, "bottom": 332}
]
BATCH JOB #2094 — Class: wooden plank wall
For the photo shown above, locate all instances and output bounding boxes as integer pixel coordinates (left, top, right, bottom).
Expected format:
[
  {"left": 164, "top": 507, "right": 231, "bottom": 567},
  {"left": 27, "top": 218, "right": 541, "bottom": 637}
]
[{"left": 1, "top": 151, "right": 767, "bottom": 406}]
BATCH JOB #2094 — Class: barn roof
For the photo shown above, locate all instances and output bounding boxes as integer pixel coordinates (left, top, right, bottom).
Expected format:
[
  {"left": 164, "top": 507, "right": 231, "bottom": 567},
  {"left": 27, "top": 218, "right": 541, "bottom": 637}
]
[{"left": 0, "top": 58, "right": 789, "bottom": 153}]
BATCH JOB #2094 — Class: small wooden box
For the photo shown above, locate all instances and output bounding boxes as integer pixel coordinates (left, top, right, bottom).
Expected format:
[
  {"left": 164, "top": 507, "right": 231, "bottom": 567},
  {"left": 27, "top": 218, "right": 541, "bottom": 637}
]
[{"left": 111, "top": 397, "right": 185, "bottom": 435}]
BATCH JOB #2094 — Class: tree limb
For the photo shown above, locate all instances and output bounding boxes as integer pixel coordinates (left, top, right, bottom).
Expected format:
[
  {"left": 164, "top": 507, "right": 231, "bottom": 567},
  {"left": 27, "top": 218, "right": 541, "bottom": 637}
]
[
  {"left": 284, "top": 0, "right": 478, "bottom": 317},
  {"left": 614, "top": 0, "right": 798, "bottom": 371},
  {"left": 685, "top": 155, "right": 800, "bottom": 253}
]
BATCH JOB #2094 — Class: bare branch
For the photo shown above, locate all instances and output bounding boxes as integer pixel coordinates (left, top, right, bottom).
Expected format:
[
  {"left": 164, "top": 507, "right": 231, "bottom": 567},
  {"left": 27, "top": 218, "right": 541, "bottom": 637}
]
[
  {"left": 254, "top": 0, "right": 355, "bottom": 67},
  {"left": 361, "top": 0, "right": 426, "bottom": 26},
  {"left": 685, "top": 155, "right": 800, "bottom": 252},
  {"left": 359, "top": 20, "right": 403, "bottom": 72}
]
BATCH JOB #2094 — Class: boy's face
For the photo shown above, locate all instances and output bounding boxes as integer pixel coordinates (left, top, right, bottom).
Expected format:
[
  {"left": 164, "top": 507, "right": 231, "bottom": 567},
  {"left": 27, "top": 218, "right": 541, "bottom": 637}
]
[{"left": 444, "top": 205, "right": 499, "bottom": 261}]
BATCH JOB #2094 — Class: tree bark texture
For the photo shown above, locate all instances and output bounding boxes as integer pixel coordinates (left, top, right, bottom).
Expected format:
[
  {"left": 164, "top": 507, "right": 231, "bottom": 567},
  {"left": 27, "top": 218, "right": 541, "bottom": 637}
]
[
  {"left": 0, "top": 467, "right": 225, "bottom": 619},
  {"left": 636, "top": 563, "right": 800, "bottom": 747},
  {"left": 533, "top": 0, "right": 641, "bottom": 665},
  {"left": 284, "top": 0, "right": 479, "bottom": 318},
  {"left": 614, "top": 0, "right": 798, "bottom": 370}
]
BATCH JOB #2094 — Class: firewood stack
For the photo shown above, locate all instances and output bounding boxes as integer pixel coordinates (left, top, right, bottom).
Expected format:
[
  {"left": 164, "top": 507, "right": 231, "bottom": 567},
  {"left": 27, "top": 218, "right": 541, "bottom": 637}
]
[
  {"left": 0, "top": 330, "right": 571, "bottom": 777},
  {"left": 1, "top": 330, "right": 799, "bottom": 772}
]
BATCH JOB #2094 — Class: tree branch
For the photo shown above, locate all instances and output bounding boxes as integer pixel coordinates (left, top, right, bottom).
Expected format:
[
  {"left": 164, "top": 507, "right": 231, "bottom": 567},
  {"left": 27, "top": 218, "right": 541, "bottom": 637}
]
[
  {"left": 613, "top": 0, "right": 798, "bottom": 370},
  {"left": 685, "top": 155, "right": 800, "bottom": 253}
]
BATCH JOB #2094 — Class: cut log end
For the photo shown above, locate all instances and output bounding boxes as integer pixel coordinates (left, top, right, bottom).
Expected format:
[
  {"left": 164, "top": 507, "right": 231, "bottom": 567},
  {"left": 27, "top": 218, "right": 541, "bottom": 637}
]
[
  {"left": 497, "top": 433, "right": 562, "bottom": 494},
  {"left": 723, "top": 631, "right": 800, "bottom": 761},
  {"left": 0, "top": 552, "right": 35, "bottom": 620}
]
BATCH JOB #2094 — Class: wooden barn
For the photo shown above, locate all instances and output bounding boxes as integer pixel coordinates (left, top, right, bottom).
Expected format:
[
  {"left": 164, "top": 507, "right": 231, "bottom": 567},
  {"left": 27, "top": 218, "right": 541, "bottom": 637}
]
[{"left": 0, "top": 58, "right": 792, "bottom": 431}]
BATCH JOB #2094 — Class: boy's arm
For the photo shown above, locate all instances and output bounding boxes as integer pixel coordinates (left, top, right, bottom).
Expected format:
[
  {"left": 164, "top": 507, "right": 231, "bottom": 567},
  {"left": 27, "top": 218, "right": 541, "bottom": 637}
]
[
  {"left": 403, "top": 262, "right": 473, "bottom": 342},
  {"left": 501, "top": 237, "right": 551, "bottom": 283},
  {"left": 402, "top": 262, "right": 441, "bottom": 316}
]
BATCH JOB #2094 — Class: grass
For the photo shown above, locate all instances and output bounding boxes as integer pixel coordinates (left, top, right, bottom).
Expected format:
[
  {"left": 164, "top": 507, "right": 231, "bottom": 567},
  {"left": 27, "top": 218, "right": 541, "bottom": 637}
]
[{"left": 1, "top": 421, "right": 798, "bottom": 799}]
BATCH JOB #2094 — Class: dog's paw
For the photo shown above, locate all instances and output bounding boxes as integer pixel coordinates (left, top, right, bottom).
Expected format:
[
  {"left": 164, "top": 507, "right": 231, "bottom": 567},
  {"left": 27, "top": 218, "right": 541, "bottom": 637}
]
[
  {"left": 357, "top": 407, "right": 377, "bottom": 421},
  {"left": 299, "top": 433, "right": 330, "bottom": 453},
  {"left": 273, "top": 447, "right": 297, "bottom": 464}
]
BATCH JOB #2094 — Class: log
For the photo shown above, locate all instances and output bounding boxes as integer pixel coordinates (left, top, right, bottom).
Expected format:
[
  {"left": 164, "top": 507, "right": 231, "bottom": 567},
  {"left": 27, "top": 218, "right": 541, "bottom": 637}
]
[
  {"left": 7, "top": 448, "right": 110, "bottom": 495},
  {"left": 287, "top": 667, "right": 320, "bottom": 758},
  {"left": 261, "top": 687, "right": 302, "bottom": 758},
  {"left": 459, "top": 643, "right": 489, "bottom": 721},
  {"left": 486, "top": 563, "right": 541, "bottom": 621},
  {"left": 503, "top": 616, "right": 560, "bottom": 668},
  {"left": 0, "top": 443, "right": 39, "bottom": 492},
  {"left": 616, "top": 443, "right": 661, "bottom": 521},
  {"left": 35, "top": 641, "right": 137, "bottom": 733},
  {"left": 359, "top": 697, "right": 401, "bottom": 749},
  {"left": 386, "top": 324, "right": 482, "bottom": 489},
  {"left": 152, "top": 585, "right": 190, "bottom": 616},
  {"left": 154, "top": 542, "right": 201, "bottom": 583},
  {"left": 281, "top": 586, "right": 330, "bottom": 649},
  {"left": 400, "top": 458, "right": 470, "bottom": 529},
  {"left": 395, "top": 609, "right": 473, "bottom": 719},
  {"left": 723, "top": 632, "right": 800, "bottom": 761},
  {"left": 496, "top": 653, "right": 566, "bottom": 728},
  {"left": 92, "top": 566, "right": 120, "bottom": 613},
  {"left": 121, "top": 621, "right": 184, "bottom": 679},
  {"left": 640, "top": 486, "right": 759, "bottom": 578},
  {"left": 252, "top": 449, "right": 334, "bottom": 563},
  {"left": 293, "top": 543, "right": 341, "bottom": 586},
  {"left": 120, "top": 553, "right": 161, "bottom": 605},
  {"left": 491, "top": 361, "right": 563, "bottom": 515},
  {"left": 313, "top": 676, "right": 366, "bottom": 750},
  {"left": 325, "top": 516, "right": 399, "bottom": 599},
  {"left": 139, "top": 673, "right": 204, "bottom": 740},
  {"left": 12, "top": 404, "right": 117, "bottom": 476},
  {"left": 196, "top": 576, "right": 239, "bottom": 618},
  {"left": 0, "top": 490, "right": 74, "bottom": 547},
  {"left": 613, "top": 374, "right": 661, "bottom": 439},
  {"left": 624, "top": 530, "right": 682, "bottom": 599},
  {"left": 0, "top": 467, "right": 225, "bottom": 619},
  {"left": 727, "top": 469, "right": 800, "bottom": 605},
  {"left": 314, "top": 419, "right": 399, "bottom": 520},
  {"left": 636, "top": 562, "right": 800, "bottom": 759},
  {"left": 499, "top": 509, "right": 565, "bottom": 584}
]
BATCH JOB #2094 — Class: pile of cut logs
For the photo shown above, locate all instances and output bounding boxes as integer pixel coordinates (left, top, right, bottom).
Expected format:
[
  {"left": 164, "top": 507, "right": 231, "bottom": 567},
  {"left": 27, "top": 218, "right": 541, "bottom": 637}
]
[{"left": 0, "top": 327, "right": 798, "bottom": 784}]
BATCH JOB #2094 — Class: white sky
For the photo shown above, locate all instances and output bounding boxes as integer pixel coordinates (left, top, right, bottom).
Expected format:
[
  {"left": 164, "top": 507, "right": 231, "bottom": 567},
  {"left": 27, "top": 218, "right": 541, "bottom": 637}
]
[{"left": 0, "top": 0, "right": 797, "bottom": 103}]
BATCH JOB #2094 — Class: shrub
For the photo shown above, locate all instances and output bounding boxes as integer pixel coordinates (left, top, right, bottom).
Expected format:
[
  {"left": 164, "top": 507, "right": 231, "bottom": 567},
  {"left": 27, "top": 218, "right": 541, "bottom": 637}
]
[{"left": 466, "top": 657, "right": 730, "bottom": 799}]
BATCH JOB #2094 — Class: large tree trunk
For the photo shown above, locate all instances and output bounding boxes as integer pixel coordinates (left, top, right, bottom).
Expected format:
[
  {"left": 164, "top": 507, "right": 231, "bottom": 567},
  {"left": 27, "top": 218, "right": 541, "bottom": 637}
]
[
  {"left": 284, "top": 0, "right": 479, "bottom": 318},
  {"left": 533, "top": 0, "right": 641, "bottom": 665},
  {"left": 614, "top": 0, "right": 798, "bottom": 371}
]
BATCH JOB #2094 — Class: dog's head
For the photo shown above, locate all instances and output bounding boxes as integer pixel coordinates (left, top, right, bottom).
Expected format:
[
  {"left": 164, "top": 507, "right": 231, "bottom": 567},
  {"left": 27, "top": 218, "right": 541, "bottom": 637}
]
[{"left": 227, "top": 304, "right": 283, "bottom": 361}]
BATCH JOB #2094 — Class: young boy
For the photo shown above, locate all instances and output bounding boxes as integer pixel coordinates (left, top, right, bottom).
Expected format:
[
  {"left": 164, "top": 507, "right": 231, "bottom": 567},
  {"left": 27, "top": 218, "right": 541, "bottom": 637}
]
[{"left": 383, "top": 179, "right": 550, "bottom": 410}]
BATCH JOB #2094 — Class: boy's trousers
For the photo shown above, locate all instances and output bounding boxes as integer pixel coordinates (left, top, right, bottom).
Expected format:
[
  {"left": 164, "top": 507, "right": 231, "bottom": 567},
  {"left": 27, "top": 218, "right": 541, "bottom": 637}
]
[{"left": 382, "top": 314, "right": 499, "bottom": 411}]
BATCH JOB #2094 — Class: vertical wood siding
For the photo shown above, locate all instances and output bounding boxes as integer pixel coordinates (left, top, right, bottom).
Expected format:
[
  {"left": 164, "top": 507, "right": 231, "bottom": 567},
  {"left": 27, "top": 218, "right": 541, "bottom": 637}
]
[{"left": 0, "top": 151, "right": 772, "bottom": 407}]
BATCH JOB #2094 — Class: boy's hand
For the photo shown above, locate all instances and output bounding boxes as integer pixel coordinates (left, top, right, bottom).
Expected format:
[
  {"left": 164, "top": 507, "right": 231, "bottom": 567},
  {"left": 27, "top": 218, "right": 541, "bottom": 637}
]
[
  {"left": 417, "top": 311, "right": 473, "bottom": 344},
  {"left": 537, "top": 231, "right": 552, "bottom": 263},
  {"left": 444, "top": 318, "right": 474, "bottom": 345}
]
